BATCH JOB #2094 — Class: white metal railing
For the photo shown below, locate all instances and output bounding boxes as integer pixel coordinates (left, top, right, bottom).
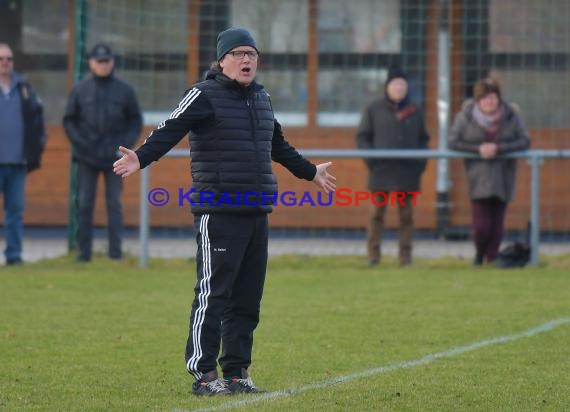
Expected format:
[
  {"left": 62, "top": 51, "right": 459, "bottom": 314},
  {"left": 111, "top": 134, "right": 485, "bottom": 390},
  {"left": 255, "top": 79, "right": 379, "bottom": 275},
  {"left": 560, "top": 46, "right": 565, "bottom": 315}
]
[{"left": 138, "top": 149, "right": 570, "bottom": 268}]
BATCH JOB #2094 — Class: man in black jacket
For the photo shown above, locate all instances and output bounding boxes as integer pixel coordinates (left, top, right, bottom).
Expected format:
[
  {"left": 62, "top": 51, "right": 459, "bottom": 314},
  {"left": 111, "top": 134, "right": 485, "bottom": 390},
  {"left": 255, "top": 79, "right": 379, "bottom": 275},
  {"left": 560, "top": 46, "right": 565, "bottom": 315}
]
[
  {"left": 113, "top": 27, "right": 336, "bottom": 396},
  {"left": 0, "top": 43, "right": 45, "bottom": 266},
  {"left": 63, "top": 43, "right": 142, "bottom": 262}
]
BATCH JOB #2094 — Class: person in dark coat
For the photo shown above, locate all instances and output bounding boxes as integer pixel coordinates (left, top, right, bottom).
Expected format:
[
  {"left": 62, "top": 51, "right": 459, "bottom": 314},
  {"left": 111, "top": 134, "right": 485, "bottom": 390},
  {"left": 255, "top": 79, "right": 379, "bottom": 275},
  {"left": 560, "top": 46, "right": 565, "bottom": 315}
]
[
  {"left": 112, "top": 27, "right": 336, "bottom": 396},
  {"left": 0, "top": 43, "right": 46, "bottom": 266},
  {"left": 63, "top": 43, "right": 142, "bottom": 262},
  {"left": 356, "top": 66, "right": 430, "bottom": 266},
  {"left": 449, "top": 77, "right": 530, "bottom": 265}
]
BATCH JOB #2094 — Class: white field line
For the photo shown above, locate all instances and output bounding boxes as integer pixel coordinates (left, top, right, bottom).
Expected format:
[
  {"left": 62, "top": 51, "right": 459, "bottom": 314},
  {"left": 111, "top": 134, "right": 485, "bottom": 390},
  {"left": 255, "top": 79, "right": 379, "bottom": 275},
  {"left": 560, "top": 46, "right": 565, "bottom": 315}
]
[{"left": 178, "top": 317, "right": 570, "bottom": 412}]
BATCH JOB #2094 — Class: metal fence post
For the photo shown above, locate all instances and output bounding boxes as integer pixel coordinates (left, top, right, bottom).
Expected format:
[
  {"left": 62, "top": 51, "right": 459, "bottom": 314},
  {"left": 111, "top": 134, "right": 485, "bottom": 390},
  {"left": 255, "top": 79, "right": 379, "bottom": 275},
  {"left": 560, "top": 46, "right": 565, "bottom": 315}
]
[
  {"left": 529, "top": 153, "right": 542, "bottom": 266},
  {"left": 67, "top": 0, "right": 88, "bottom": 252},
  {"left": 139, "top": 166, "right": 150, "bottom": 268},
  {"left": 436, "top": 0, "right": 451, "bottom": 238}
]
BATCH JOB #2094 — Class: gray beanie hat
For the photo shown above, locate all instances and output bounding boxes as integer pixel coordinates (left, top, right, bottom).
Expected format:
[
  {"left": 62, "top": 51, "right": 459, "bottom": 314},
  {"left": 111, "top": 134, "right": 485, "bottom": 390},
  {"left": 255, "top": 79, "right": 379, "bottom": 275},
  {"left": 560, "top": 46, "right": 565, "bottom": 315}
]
[{"left": 217, "top": 27, "right": 258, "bottom": 61}]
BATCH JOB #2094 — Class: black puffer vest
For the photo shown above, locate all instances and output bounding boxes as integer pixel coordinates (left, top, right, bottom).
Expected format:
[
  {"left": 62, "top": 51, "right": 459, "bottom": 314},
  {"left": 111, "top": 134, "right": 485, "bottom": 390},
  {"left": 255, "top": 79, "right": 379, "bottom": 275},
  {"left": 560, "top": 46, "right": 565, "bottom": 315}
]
[{"left": 188, "top": 72, "right": 276, "bottom": 214}]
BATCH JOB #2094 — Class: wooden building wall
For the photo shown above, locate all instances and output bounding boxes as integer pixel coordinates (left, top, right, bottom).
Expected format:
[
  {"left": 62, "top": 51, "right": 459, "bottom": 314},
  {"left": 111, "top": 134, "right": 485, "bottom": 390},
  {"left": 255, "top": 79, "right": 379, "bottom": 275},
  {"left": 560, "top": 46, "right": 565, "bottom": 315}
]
[{"left": 4, "top": 0, "right": 568, "bottom": 233}]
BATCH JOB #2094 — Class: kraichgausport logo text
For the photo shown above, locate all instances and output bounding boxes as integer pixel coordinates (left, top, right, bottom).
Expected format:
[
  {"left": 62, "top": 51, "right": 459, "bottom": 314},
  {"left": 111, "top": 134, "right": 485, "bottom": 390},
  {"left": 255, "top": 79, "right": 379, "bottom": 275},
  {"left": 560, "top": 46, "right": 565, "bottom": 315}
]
[{"left": 147, "top": 188, "right": 421, "bottom": 207}]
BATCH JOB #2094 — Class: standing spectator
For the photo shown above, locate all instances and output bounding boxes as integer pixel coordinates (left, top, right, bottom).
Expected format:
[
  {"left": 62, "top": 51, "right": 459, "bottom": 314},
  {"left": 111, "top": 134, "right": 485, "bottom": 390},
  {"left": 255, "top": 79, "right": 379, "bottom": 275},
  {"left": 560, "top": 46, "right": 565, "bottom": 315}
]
[
  {"left": 449, "top": 77, "right": 530, "bottom": 265},
  {"left": 113, "top": 27, "right": 336, "bottom": 396},
  {"left": 356, "top": 66, "right": 430, "bottom": 267},
  {"left": 0, "top": 43, "right": 46, "bottom": 266},
  {"left": 63, "top": 43, "right": 142, "bottom": 262}
]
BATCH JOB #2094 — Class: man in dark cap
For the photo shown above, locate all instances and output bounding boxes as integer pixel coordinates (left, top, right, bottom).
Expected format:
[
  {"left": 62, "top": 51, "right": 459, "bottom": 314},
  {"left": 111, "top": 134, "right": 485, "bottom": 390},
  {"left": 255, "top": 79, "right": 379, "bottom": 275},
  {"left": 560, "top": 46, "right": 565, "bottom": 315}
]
[
  {"left": 356, "top": 66, "right": 430, "bottom": 267},
  {"left": 63, "top": 43, "right": 142, "bottom": 262},
  {"left": 113, "top": 27, "right": 336, "bottom": 396}
]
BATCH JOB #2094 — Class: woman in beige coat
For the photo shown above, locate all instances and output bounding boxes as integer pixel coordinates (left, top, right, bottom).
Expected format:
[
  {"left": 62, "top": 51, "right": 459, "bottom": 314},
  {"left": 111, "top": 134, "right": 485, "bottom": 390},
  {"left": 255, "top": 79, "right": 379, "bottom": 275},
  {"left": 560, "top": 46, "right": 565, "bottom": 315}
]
[{"left": 449, "top": 78, "right": 530, "bottom": 265}]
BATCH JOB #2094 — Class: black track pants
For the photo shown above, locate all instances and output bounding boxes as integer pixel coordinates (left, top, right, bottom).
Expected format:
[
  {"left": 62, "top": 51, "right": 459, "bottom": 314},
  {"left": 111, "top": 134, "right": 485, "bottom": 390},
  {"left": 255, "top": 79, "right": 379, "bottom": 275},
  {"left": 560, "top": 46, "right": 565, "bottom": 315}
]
[{"left": 185, "top": 213, "right": 268, "bottom": 379}]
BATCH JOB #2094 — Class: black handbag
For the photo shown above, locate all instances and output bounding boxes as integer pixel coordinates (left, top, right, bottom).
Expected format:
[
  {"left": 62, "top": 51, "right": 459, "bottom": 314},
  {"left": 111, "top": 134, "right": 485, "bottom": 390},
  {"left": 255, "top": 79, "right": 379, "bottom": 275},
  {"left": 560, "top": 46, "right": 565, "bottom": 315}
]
[{"left": 496, "top": 221, "right": 531, "bottom": 268}]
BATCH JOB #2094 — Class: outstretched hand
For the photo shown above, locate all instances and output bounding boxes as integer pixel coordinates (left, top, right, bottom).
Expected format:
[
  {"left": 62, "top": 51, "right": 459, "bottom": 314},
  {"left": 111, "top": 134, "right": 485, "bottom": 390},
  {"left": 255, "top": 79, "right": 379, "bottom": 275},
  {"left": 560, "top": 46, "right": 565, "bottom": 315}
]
[
  {"left": 113, "top": 146, "right": 141, "bottom": 178},
  {"left": 312, "top": 162, "right": 337, "bottom": 193}
]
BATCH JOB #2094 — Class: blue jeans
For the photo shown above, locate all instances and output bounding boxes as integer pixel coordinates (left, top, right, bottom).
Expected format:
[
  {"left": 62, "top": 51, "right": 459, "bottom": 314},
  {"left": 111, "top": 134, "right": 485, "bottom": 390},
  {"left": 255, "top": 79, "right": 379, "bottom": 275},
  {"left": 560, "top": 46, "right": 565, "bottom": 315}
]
[{"left": 0, "top": 165, "right": 26, "bottom": 262}]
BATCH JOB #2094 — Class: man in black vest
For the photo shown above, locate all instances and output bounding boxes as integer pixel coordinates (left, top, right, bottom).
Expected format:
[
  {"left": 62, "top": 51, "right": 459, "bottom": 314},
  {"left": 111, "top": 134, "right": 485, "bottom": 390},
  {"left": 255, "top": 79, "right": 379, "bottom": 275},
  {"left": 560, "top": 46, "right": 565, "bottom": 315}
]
[{"left": 113, "top": 27, "right": 336, "bottom": 396}]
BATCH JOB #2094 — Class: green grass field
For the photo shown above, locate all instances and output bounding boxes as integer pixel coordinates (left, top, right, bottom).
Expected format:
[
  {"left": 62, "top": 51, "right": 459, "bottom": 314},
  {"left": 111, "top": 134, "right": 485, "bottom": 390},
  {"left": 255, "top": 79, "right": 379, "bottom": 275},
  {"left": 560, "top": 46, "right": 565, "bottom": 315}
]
[{"left": 1, "top": 254, "right": 570, "bottom": 411}]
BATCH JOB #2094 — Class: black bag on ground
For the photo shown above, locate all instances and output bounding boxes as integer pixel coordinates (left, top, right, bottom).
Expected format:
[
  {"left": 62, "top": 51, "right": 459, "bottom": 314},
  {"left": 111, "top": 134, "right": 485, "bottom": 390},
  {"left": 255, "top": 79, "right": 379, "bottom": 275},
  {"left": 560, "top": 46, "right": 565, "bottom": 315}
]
[
  {"left": 496, "top": 221, "right": 531, "bottom": 269},
  {"left": 496, "top": 242, "right": 530, "bottom": 268}
]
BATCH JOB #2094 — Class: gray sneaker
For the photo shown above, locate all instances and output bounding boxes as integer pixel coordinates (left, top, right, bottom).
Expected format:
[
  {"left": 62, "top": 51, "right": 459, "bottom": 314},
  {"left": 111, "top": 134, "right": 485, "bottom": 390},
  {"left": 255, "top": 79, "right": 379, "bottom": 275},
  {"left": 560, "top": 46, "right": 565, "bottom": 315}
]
[
  {"left": 192, "top": 370, "right": 231, "bottom": 396},
  {"left": 224, "top": 368, "right": 265, "bottom": 394}
]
